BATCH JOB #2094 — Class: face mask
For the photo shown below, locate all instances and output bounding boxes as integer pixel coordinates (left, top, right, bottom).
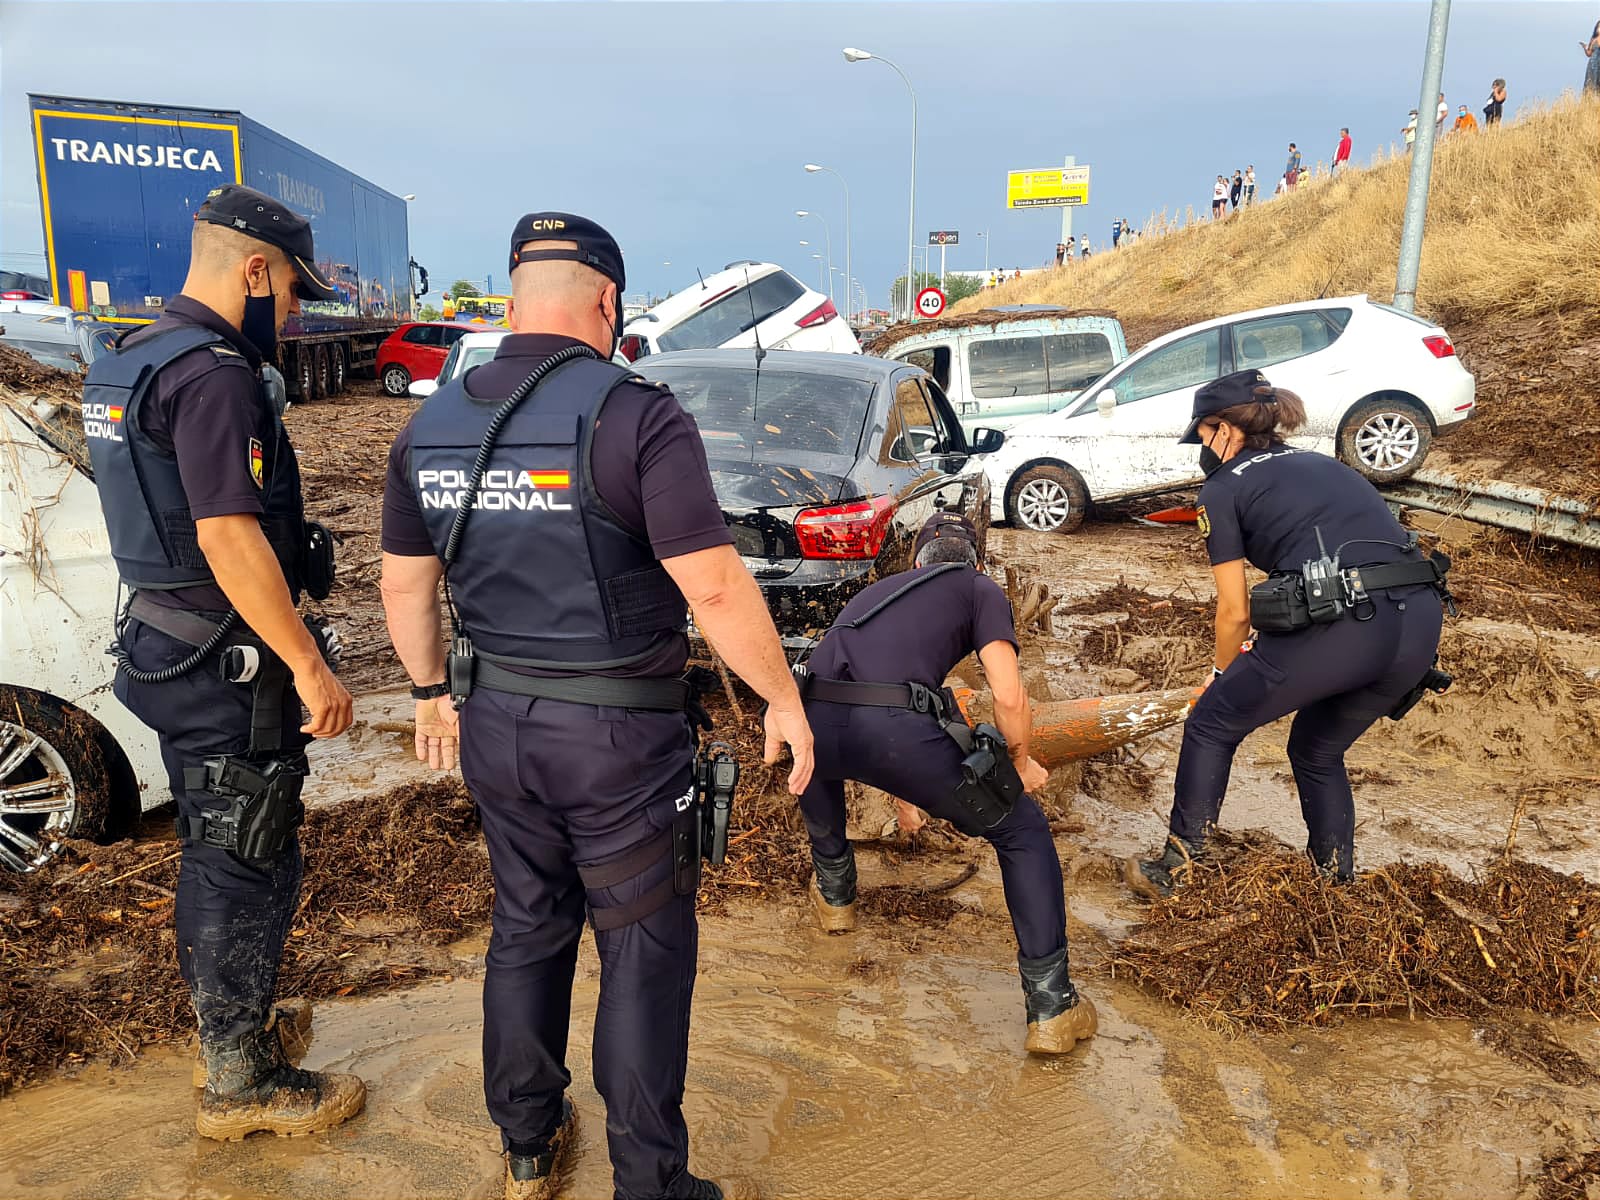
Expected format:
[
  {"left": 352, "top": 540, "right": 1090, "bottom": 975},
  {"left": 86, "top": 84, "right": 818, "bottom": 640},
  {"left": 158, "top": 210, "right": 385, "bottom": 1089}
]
[
  {"left": 241, "top": 265, "right": 279, "bottom": 359},
  {"left": 1199, "top": 445, "right": 1224, "bottom": 477}
]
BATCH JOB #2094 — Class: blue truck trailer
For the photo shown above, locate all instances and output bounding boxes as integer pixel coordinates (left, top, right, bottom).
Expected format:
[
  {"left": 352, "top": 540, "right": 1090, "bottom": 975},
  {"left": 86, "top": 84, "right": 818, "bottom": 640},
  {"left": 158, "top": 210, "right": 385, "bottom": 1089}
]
[{"left": 27, "top": 94, "right": 428, "bottom": 399}]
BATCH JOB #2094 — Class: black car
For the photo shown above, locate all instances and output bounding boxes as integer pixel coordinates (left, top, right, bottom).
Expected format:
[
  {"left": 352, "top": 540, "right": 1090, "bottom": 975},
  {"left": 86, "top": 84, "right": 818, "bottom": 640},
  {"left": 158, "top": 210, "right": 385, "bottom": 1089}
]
[{"left": 642, "top": 349, "right": 1001, "bottom": 645}]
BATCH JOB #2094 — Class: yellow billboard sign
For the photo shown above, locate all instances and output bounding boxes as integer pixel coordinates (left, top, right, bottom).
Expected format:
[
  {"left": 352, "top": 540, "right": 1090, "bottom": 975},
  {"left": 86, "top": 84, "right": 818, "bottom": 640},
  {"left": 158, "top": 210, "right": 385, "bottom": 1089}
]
[{"left": 1006, "top": 166, "right": 1091, "bottom": 208}]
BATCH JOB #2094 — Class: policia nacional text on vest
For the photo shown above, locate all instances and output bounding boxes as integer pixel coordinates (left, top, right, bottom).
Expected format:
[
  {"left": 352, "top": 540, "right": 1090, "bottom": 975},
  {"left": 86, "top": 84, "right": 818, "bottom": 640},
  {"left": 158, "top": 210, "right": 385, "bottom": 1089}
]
[
  {"left": 407, "top": 344, "right": 737, "bottom": 923},
  {"left": 83, "top": 325, "right": 337, "bottom": 865}
]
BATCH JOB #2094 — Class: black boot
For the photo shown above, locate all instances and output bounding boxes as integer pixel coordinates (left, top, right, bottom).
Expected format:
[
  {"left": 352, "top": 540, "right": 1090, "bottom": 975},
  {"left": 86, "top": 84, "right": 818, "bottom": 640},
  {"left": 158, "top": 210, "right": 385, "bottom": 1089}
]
[
  {"left": 1017, "top": 948, "right": 1097, "bottom": 1055},
  {"left": 808, "top": 847, "right": 857, "bottom": 933},
  {"left": 504, "top": 1099, "right": 579, "bottom": 1200},
  {"left": 676, "top": 1176, "right": 725, "bottom": 1200},
  {"left": 196, "top": 1024, "right": 365, "bottom": 1141},
  {"left": 1123, "top": 837, "right": 1202, "bottom": 900}
]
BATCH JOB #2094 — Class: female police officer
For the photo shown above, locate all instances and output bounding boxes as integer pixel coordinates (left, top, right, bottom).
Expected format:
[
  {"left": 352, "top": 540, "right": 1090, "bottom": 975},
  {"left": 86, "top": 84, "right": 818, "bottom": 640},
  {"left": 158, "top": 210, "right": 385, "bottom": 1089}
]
[{"left": 1126, "top": 370, "right": 1450, "bottom": 896}]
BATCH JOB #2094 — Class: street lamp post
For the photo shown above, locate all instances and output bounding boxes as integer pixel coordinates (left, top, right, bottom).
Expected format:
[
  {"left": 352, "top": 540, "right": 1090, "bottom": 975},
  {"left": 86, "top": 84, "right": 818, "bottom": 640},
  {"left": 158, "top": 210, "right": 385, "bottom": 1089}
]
[
  {"left": 796, "top": 210, "right": 833, "bottom": 308},
  {"left": 844, "top": 47, "right": 916, "bottom": 322},
  {"left": 810, "top": 253, "right": 826, "bottom": 293},
  {"left": 805, "top": 163, "right": 851, "bottom": 322},
  {"left": 976, "top": 230, "right": 989, "bottom": 273}
]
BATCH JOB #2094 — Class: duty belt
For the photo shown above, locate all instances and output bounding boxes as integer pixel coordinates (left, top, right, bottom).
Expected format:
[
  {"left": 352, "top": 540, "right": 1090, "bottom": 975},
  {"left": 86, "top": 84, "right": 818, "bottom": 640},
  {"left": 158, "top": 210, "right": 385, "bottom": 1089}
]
[
  {"left": 796, "top": 673, "right": 952, "bottom": 720},
  {"left": 126, "top": 592, "right": 230, "bottom": 646},
  {"left": 1341, "top": 558, "right": 1449, "bottom": 595},
  {"left": 472, "top": 658, "right": 694, "bottom": 712}
]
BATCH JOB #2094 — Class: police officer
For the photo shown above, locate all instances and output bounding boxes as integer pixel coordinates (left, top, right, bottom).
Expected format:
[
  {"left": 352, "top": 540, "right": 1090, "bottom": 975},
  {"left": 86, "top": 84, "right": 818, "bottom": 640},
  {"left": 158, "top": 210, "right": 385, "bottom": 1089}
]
[
  {"left": 83, "top": 184, "right": 361, "bottom": 1138},
  {"left": 1126, "top": 371, "right": 1450, "bottom": 897},
  {"left": 378, "top": 212, "right": 813, "bottom": 1200},
  {"left": 794, "top": 513, "right": 1098, "bottom": 1056}
]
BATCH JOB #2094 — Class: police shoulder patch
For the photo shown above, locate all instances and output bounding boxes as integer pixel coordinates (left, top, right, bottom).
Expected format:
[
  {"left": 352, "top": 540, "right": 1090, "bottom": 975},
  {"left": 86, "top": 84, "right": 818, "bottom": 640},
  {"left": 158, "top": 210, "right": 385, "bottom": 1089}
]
[
  {"left": 1196, "top": 505, "right": 1211, "bottom": 538},
  {"left": 249, "top": 438, "right": 264, "bottom": 488}
]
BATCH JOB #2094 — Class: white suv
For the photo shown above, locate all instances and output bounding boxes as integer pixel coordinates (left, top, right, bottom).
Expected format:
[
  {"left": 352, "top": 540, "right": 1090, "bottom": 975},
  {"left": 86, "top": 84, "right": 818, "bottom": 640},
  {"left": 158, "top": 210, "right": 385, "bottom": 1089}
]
[
  {"left": 983, "top": 296, "right": 1476, "bottom": 533},
  {"left": 618, "top": 261, "right": 860, "bottom": 363}
]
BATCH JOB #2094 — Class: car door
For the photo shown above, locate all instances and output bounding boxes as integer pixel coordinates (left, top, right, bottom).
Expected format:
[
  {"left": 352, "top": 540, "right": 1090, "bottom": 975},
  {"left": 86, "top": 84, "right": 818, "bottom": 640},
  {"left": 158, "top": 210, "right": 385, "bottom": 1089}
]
[
  {"left": 396, "top": 323, "right": 443, "bottom": 375},
  {"left": 922, "top": 377, "right": 991, "bottom": 549},
  {"left": 1226, "top": 308, "right": 1351, "bottom": 439},
  {"left": 875, "top": 372, "right": 968, "bottom": 572},
  {"left": 1087, "top": 328, "right": 1224, "bottom": 494},
  {"left": 1044, "top": 330, "right": 1118, "bottom": 412},
  {"left": 892, "top": 341, "right": 955, "bottom": 403},
  {"left": 963, "top": 332, "right": 1051, "bottom": 434}
]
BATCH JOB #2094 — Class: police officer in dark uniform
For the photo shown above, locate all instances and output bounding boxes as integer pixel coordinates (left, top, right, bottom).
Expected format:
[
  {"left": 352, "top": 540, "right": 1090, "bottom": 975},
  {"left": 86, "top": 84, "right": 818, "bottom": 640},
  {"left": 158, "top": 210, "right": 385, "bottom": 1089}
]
[
  {"left": 793, "top": 513, "right": 1098, "bottom": 1056},
  {"left": 1126, "top": 371, "right": 1451, "bottom": 897},
  {"left": 378, "top": 212, "right": 813, "bottom": 1200},
  {"left": 82, "top": 184, "right": 362, "bottom": 1138}
]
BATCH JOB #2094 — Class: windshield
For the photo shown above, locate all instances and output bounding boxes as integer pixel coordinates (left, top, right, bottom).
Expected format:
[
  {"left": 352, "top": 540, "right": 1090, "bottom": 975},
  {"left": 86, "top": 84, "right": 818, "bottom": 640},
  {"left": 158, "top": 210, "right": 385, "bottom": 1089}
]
[
  {"left": 647, "top": 363, "right": 873, "bottom": 466},
  {"left": 656, "top": 271, "right": 806, "bottom": 352}
]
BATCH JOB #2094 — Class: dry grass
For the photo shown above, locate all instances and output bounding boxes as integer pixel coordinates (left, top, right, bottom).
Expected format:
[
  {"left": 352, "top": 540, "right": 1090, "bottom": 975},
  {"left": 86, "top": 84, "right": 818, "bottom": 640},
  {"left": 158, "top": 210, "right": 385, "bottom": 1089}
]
[{"left": 960, "top": 96, "right": 1600, "bottom": 342}]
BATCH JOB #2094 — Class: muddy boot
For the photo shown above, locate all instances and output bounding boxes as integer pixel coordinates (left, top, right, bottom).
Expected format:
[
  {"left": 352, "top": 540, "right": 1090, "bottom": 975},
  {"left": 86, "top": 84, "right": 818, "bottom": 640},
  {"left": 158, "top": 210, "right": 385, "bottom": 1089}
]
[
  {"left": 808, "top": 847, "right": 857, "bottom": 933},
  {"left": 191, "top": 998, "right": 314, "bottom": 1088},
  {"left": 504, "top": 1099, "right": 579, "bottom": 1200},
  {"left": 195, "top": 1025, "right": 366, "bottom": 1141},
  {"left": 1123, "top": 837, "right": 1201, "bottom": 900},
  {"left": 675, "top": 1176, "right": 725, "bottom": 1200},
  {"left": 1018, "top": 948, "right": 1098, "bottom": 1055}
]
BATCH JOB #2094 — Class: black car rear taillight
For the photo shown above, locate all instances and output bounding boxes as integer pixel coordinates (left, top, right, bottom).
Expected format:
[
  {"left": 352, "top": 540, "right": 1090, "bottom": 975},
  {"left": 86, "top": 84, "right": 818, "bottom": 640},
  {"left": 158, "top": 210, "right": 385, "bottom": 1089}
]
[{"left": 794, "top": 495, "right": 895, "bottom": 559}]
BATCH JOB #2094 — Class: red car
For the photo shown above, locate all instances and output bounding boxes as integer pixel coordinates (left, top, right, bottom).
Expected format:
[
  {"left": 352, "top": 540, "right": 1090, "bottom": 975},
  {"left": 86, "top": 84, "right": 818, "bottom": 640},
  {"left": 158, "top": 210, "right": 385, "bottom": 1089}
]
[{"left": 376, "top": 322, "right": 481, "bottom": 396}]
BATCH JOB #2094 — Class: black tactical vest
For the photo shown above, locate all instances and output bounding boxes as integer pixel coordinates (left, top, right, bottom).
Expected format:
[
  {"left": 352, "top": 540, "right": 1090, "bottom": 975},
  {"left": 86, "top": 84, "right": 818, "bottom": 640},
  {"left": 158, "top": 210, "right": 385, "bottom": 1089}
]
[
  {"left": 81, "top": 324, "right": 306, "bottom": 594},
  {"left": 407, "top": 356, "right": 688, "bottom": 671}
]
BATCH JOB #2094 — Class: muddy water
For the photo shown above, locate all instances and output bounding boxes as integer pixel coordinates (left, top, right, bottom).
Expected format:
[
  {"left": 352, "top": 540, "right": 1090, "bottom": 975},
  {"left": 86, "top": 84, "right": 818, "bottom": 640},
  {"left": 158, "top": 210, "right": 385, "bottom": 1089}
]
[{"left": 4, "top": 887, "right": 1595, "bottom": 1200}]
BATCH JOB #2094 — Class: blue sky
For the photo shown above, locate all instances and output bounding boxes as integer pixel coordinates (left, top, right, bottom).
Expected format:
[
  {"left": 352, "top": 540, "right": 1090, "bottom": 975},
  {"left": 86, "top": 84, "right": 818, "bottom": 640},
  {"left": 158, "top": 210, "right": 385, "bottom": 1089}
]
[{"left": 1, "top": 1, "right": 1589, "bottom": 309}]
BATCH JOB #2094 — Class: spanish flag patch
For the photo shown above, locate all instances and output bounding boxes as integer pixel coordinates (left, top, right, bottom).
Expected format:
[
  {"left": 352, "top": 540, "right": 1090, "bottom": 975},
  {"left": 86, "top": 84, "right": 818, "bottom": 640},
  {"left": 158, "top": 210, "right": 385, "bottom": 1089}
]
[
  {"left": 1196, "top": 505, "right": 1211, "bottom": 538},
  {"left": 249, "top": 438, "right": 264, "bottom": 488}
]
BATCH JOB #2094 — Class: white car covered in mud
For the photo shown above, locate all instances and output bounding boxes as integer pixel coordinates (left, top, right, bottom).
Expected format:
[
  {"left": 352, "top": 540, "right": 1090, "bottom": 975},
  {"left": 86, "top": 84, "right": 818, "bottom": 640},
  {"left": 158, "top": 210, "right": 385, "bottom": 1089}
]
[
  {"left": 0, "top": 400, "right": 166, "bottom": 870},
  {"left": 985, "top": 296, "right": 1476, "bottom": 533}
]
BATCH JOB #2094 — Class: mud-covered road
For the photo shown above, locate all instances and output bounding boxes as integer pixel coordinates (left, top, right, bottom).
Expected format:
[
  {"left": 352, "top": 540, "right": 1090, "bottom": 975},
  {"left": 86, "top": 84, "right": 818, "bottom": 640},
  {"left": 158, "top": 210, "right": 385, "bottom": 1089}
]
[{"left": 4, "top": 487, "right": 1598, "bottom": 1197}]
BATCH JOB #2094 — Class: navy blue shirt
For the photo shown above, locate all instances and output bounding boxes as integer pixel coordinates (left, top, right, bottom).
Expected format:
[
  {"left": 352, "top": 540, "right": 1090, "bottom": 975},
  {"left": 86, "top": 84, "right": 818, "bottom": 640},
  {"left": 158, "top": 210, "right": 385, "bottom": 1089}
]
[
  {"left": 1197, "top": 445, "right": 1415, "bottom": 573},
  {"left": 123, "top": 295, "right": 276, "bottom": 611},
  {"left": 807, "top": 564, "right": 1018, "bottom": 691}
]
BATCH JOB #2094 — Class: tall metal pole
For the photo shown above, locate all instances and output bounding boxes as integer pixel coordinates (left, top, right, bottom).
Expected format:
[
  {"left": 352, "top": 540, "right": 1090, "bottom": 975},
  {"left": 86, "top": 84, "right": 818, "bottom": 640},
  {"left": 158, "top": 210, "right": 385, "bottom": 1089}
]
[
  {"left": 1394, "top": 0, "right": 1452, "bottom": 313},
  {"left": 798, "top": 211, "right": 834, "bottom": 308},
  {"left": 939, "top": 242, "right": 946, "bottom": 292},
  {"left": 874, "top": 57, "right": 917, "bottom": 320},
  {"left": 807, "top": 165, "right": 852, "bottom": 322},
  {"left": 1059, "top": 155, "right": 1075, "bottom": 260}
]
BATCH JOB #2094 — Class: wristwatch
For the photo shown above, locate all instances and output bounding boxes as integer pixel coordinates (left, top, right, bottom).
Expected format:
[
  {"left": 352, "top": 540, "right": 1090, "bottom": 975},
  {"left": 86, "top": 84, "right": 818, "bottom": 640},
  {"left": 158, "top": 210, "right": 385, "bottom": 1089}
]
[{"left": 410, "top": 681, "right": 449, "bottom": 700}]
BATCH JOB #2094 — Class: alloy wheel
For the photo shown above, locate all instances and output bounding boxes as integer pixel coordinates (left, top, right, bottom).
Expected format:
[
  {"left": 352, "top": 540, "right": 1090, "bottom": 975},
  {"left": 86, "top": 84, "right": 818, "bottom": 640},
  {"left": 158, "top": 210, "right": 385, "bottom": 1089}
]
[
  {"left": 1354, "top": 412, "right": 1421, "bottom": 473},
  {"left": 0, "top": 719, "right": 78, "bottom": 872},
  {"left": 1015, "top": 478, "right": 1073, "bottom": 532}
]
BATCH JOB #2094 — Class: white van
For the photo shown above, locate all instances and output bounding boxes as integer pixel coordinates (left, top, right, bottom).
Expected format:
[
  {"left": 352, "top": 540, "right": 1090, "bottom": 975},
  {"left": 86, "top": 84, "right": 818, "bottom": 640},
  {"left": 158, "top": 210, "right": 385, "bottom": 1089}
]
[
  {"left": 0, "top": 400, "right": 166, "bottom": 870},
  {"left": 869, "top": 308, "right": 1128, "bottom": 437},
  {"left": 619, "top": 261, "right": 860, "bottom": 362}
]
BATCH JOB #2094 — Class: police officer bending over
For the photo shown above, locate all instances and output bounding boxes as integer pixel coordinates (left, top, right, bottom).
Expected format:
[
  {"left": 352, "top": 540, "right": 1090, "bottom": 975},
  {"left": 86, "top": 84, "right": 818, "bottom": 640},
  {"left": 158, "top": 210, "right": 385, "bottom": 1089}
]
[
  {"left": 1127, "top": 371, "right": 1451, "bottom": 897},
  {"left": 794, "top": 513, "right": 1098, "bottom": 1056},
  {"left": 379, "top": 213, "right": 813, "bottom": 1200},
  {"left": 83, "top": 185, "right": 360, "bottom": 1139}
]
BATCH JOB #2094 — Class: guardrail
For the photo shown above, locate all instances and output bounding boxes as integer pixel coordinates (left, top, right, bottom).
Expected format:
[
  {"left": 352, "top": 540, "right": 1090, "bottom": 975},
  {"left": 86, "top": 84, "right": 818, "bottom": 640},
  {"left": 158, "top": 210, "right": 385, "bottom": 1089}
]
[{"left": 1382, "top": 468, "right": 1600, "bottom": 550}]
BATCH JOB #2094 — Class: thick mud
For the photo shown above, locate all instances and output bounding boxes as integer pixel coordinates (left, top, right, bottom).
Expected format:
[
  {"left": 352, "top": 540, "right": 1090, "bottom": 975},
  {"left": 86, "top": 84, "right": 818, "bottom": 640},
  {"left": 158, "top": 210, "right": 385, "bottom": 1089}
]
[{"left": 3, "top": 512, "right": 1597, "bottom": 1198}]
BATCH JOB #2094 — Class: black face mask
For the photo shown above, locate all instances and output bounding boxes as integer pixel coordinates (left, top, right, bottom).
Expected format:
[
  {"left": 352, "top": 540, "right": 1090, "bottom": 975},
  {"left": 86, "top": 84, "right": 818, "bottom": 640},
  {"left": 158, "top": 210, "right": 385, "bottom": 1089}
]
[
  {"left": 1199, "top": 445, "right": 1224, "bottom": 477},
  {"left": 241, "top": 266, "right": 279, "bottom": 360},
  {"left": 599, "top": 286, "right": 622, "bottom": 358}
]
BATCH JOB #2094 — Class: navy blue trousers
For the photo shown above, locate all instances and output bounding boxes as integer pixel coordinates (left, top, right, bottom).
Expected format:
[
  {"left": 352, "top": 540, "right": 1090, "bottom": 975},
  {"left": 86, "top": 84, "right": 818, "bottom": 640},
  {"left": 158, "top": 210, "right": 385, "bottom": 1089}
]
[
  {"left": 114, "top": 619, "right": 308, "bottom": 1046},
  {"left": 459, "top": 689, "right": 699, "bottom": 1200},
  {"left": 1171, "top": 589, "right": 1443, "bottom": 875},
  {"left": 796, "top": 700, "right": 1067, "bottom": 961}
]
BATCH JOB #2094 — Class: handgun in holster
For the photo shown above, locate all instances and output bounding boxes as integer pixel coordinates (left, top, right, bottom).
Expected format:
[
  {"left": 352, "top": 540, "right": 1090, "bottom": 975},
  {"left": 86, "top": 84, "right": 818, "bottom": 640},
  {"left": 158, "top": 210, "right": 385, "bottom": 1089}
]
[
  {"left": 179, "top": 756, "right": 305, "bottom": 866},
  {"left": 695, "top": 741, "right": 739, "bottom": 866},
  {"left": 1388, "top": 660, "right": 1453, "bottom": 721}
]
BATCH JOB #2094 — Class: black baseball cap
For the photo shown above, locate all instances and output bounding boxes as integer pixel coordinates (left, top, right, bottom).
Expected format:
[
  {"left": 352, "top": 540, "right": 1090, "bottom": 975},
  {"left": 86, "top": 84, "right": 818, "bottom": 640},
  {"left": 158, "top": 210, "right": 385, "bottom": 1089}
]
[
  {"left": 508, "top": 212, "right": 625, "bottom": 291},
  {"left": 913, "top": 511, "right": 980, "bottom": 559},
  {"left": 194, "top": 184, "right": 338, "bottom": 303},
  {"left": 1178, "top": 369, "right": 1271, "bottom": 443}
]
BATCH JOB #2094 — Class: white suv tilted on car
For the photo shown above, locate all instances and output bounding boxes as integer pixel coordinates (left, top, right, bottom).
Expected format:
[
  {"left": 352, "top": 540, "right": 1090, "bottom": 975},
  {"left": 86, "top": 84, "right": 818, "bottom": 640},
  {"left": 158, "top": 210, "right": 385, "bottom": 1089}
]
[
  {"left": 983, "top": 296, "right": 1476, "bottom": 533},
  {"left": 618, "top": 261, "right": 860, "bottom": 363}
]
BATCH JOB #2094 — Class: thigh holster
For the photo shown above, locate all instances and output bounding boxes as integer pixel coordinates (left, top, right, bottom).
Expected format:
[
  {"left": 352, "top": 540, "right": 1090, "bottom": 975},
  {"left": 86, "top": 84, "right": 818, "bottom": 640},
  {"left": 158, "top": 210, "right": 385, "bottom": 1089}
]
[
  {"left": 577, "top": 805, "right": 700, "bottom": 934},
  {"left": 178, "top": 756, "right": 305, "bottom": 866}
]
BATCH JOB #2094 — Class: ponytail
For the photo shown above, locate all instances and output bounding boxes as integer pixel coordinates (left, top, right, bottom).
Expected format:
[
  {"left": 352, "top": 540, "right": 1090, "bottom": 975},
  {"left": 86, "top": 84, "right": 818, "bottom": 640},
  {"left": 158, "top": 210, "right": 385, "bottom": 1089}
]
[{"left": 1213, "top": 385, "right": 1306, "bottom": 450}]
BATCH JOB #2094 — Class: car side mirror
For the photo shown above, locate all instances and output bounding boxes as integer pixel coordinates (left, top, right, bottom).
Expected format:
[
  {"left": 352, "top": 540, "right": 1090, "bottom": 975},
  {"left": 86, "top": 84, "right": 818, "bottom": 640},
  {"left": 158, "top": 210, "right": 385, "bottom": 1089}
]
[
  {"left": 970, "top": 427, "right": 1005, "bottom": 454},
  {"left": 1096, "top": 388, "right": 1116, "bottom": 416},
  {"left": 408, "top": 378, "right": 438, "bottom": 400}
]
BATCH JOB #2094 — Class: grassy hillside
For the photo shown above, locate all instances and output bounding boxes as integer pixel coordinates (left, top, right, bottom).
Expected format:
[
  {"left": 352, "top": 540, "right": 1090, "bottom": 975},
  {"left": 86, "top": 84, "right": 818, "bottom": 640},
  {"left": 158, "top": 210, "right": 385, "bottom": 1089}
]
[{"left": 958, "top": 97, "right": 1600, "bottom": 498}]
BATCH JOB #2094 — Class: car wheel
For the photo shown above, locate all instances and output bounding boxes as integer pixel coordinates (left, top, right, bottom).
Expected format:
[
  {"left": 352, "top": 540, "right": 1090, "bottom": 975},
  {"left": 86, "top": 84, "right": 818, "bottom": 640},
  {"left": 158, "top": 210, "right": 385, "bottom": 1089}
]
[
  {"left": 382, "top": 363, "right": 411, "bottom": 397},
  {"left": 296, "top": 351, "right": 315, "bottom": 401},
  {"left": 312, "top": 346, "right": 331, "bottom": 399},
  {"left": 0, "top": 688, "right": 112, "bottom": 873},
  {"left": 1339, "top": 398, "right": 1432, "bottom": 483},
  {"left": 328, "top": 344, "right": 347, "bottom": 395},
  {"left": 1007, "top": 464, "right": 1088, "bottom": 534}
]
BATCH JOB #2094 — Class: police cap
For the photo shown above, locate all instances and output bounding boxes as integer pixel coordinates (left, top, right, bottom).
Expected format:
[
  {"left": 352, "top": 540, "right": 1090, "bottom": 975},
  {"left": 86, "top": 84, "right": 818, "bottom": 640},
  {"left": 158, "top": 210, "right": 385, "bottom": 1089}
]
[
  {"left": 1179, "top": 368, "right": 1271, "bottom": 443},
  {"left": 509, "top": 213, "right": 625, "bottom": 292},
  {"left": 913, "top": 511, "right": 980, "bottom": 559},
  {"left": 194, "top": 184, "right": 339, "bottom": 303}
]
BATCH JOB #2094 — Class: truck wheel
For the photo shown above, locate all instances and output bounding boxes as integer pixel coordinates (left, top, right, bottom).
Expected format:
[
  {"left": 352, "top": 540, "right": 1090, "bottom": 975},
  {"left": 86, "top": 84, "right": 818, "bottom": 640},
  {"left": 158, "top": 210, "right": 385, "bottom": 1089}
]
[
  {"left": 0, "top": 688, "right": 113, "bottom": 873},
  {"left": 382, "top": 363, "right": 411, "bottom": 397},
  {"left": 328, "top": 345, "right": 347, "bottom": 395},
  {"left": 295, "top": 351, "right": 315, "bottom": 402},
  {"left": 1338, "top": 398, "right": 1432, "bottom": 483},
  {"left": 1007, "top": 464, "right": 1089, "bottom": 534},
  {"left": 312, "top": 346, "right": 332, "bottom": 399}
]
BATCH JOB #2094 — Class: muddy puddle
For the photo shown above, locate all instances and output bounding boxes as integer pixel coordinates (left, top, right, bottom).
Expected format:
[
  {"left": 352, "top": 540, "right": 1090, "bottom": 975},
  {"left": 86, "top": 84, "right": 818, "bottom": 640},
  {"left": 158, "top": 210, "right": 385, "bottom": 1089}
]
[{"left": 4, "top": 887, "right": 1597, "bottom": 1200}]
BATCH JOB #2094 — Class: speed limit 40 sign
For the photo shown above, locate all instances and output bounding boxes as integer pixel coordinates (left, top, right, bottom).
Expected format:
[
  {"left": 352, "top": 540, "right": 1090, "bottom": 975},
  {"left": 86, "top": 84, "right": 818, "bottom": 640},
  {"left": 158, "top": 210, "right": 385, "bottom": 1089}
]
[{"left": 915, "top": 287, "right": 946, "bottom": 319}]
